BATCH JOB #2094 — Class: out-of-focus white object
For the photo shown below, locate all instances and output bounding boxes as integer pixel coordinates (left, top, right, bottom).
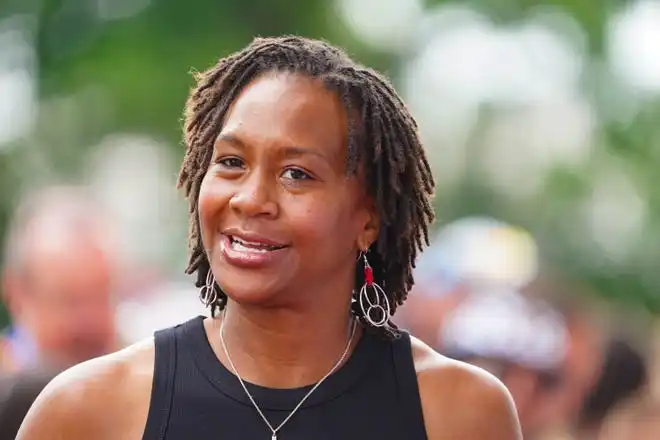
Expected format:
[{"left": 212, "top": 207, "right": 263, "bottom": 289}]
[
  {"left": 0, "top": 17, "right": 37, "bottom": 148},
  {"left": 478, "top": 99, "right": 596, "bottom": 199},
  {"left": 414, "top": 217, "right": 539, "bottom": 296},
  {"left": 86, "top": 134, "right": 186, "bottom": 271},
  {"left": 404, "top": 6, "right": 584, "bottom": 108},
  {"left": 401, "top": 5, "right": 591, "bottom": 192},
  {"left": 116, "top": 281, "right": 206, "bottom": 344},
  {"left": 335, "top": 0, "right": 424, "bottom": 52},
  {"left": 442, "top": 290, "right": 568, "bottom": 372},
  {"left": 607, "top": 0, "right": 660, "bottom": 95},
  {"left": 581, "top": 164, "right": 647, "bottom": 263}
]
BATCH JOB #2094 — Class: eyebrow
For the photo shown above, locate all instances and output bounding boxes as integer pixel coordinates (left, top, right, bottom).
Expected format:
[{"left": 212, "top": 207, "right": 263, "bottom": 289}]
[
  {"left": 215, "top": 133, "right": 246, "bottom": 150},
  {"left": 281, "top": 146, "right": 329, "bottom": 163},
  {"left": 215, "top": 133, "right": 331, "bottom": 163}
]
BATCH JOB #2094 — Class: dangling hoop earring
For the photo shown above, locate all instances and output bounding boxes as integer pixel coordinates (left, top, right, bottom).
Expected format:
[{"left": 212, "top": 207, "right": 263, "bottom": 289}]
[
  {"left": 199, "top": 269, "right": 218, "bottom": 307},
  {"left": 358, "top": 252, "right": 391, "bottom": 327}
]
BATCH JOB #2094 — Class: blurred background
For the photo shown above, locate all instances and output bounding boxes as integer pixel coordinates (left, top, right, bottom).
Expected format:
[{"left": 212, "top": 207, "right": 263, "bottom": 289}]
[{"left": 1, "top": 0, "right": 660, "bottom": 439}]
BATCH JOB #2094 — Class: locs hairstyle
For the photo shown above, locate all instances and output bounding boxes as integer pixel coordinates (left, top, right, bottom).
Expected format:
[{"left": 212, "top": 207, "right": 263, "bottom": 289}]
[{"left": 178, "top": 36, "right": 435, "bottom": 334}]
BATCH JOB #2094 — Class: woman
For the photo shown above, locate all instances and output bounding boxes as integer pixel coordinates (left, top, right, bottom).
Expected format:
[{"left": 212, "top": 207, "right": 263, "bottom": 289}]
[{"left": 17, "top": 36, "right": 521, "bottom": 440}]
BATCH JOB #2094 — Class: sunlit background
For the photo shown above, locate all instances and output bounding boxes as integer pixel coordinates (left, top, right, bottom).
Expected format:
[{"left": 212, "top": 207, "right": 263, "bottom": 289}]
[{"left": 1, "top": 0, "right": 660, "bottom": 439}]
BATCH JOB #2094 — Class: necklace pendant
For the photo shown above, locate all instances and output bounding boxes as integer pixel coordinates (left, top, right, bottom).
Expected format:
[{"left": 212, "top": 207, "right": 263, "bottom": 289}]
[{"left": 272, "top": 435, "right": 277, "bottom": 440}]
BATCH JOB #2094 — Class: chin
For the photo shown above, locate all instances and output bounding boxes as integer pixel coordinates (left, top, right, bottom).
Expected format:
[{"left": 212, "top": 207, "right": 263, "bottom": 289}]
[
  {"left": 209, "top": 243, "right": 297, "bottom": 307},
  {"left": 215, "top": 269, "right": 287, "bottom": 307}
]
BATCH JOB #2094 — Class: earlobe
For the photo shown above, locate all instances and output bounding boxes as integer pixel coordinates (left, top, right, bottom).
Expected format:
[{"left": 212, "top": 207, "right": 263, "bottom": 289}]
[
  {"left": 356, "top": 231, "right": 372, "bottom": 253},
  {"left": 357, "top": 213, "right": 380, "bottom": 252}
]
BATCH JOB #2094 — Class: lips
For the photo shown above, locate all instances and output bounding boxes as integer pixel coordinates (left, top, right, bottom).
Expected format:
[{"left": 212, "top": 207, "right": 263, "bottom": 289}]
[{"left": 219, "top": 229, "right": 291, "bottom": 268}]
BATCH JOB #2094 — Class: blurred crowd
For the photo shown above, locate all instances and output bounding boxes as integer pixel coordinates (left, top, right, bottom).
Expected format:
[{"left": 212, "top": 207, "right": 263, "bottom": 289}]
[
  {"left": 0, "top": 186, "right": 658, "bottom": 439},
  {"left": 397, "top": 217, "right": 660, "bottom": 440}
]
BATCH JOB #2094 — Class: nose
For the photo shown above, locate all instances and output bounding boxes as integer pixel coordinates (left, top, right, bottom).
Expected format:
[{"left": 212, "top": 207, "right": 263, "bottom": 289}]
[{"left": 228, "top": 170, "right": 278, "bottom": 218}]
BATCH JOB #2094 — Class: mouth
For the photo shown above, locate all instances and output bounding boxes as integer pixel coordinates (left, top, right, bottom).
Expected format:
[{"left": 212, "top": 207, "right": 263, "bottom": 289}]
[{"left": 226, "top": 235, "right": 289, "bottom": 253}]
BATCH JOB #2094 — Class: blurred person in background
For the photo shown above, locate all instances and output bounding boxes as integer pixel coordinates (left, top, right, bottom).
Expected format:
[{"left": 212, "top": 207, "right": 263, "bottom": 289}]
[
  {"left": 575, "top": 339, "right": 648, "bottom": 440},
  {"left": 397, "top": 216, "right": 540, "bottom": 350},
  {"left": 0, "top": 370, "right": 55, "bottom": 440},
  {"left": 400, "top": 216, "right": 609, "bottom": 439},
  {"left": 534, "top": 307, "right": 606, "bottom": 440},
  {"left": 593, "top": 325, "right": 660, "bottom": 440},
  {"left": 0, "top": 186, "right": 121, "bottom": 373},
  {"left": 441, "top": 289, "right": 568, "bottom": 439},
  {"left": 596, "top": 397, "right": 660, "bottom": 440}
]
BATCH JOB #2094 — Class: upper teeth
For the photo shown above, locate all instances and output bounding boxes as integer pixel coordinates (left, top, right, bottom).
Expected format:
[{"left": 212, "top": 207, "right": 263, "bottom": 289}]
[
  {"left": 232, "top": 236, "right": 278, "bottom": 250},
  {"left": 235, "top": 237, "right": 260, "bottom": 246}
]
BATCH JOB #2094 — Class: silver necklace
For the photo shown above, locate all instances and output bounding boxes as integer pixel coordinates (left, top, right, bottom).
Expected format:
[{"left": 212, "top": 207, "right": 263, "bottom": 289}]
[{"left": 219, "top": 312, "right": 358, "bottom": 440}]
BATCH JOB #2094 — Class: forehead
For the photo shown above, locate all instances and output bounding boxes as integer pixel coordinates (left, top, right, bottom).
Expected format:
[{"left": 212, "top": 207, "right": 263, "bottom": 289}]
[
  {"left": 27, "top": 249, "right": 114, "bottom": 302},
  {"left": 221, "top": 72, "right": 348, "bottom": 158},
  {"left": 20, "top": 226, "right": 115, "bottom": 297}
]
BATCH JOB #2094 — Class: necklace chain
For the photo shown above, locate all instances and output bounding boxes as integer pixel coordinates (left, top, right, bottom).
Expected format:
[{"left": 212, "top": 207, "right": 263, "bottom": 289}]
[{"left": 219, "top": 312, "right": 358, "bottom": 440}]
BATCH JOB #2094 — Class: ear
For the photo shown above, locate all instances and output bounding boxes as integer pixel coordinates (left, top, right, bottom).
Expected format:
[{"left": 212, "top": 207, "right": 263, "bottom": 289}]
[{"left": 356, "top": 198, "right": 380, "bottom": 252}]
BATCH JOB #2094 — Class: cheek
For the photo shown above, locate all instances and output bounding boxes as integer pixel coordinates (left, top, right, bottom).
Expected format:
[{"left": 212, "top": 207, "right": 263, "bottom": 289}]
[
  {"left": 288, "top": 196, "right": 359, "bottom": 250},
  {"left": 198, "top": 174, "right": 228, "bottom": 243}
]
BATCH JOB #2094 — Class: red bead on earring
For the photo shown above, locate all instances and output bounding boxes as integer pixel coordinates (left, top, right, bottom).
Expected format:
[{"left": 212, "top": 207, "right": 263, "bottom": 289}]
[
  {"left": 362, "top": 252, "right": 374, "bottom": 285},
  {"left": 364, "top": 264, "right": 374, "bottom": 286}
]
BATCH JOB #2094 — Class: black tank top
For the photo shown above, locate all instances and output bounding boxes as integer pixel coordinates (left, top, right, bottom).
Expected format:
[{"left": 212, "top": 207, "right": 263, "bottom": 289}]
[{"left": 141, "top": 316, "right": 428, "bottom": 440}]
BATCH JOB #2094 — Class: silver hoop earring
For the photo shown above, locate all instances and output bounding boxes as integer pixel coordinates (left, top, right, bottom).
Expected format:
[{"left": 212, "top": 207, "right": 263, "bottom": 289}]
[
  {"left": 199, "top": 269, "right": 218, "bottom": 307},
  {"left": 358, "top": 252, "right": 391, "bottom": 327}
]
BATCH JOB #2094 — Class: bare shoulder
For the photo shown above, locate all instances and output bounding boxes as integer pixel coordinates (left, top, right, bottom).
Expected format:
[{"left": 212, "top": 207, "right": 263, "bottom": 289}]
[
  {"left": 16, "top": 338, "right": 155, "bottom": 440},
  {"left": 410, "top": 336, "right": 522, "bottom": 440}
]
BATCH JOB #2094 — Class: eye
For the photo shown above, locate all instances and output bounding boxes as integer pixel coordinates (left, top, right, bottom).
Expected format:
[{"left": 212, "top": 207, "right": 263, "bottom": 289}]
[
  {"left": 217, "top": 157, "right": 245, "bottom": 169},
  {"left": 281, "top": 168, "right": 313, "bottom": 181}
]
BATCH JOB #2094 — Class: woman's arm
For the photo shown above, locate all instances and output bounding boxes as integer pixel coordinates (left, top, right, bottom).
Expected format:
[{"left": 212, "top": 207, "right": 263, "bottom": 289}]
[{"left": 17, "top": 340, "right": 154, "bottom": 440}]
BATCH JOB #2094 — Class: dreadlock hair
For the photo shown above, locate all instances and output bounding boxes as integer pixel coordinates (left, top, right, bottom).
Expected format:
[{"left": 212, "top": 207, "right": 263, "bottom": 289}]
[{"left": 178, "top": 36, "right": 435, "bottom": 336}]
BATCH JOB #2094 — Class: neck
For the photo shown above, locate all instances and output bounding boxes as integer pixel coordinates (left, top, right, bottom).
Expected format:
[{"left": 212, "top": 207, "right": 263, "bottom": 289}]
[{"left": 212, "top": 292, "right": 359, "bottom": 389}]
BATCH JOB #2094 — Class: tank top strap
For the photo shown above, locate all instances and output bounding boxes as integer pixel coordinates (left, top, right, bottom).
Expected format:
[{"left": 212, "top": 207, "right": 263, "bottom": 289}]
[
  {"left": 391, "top": 331, "right": 428, "bottom": 440},
  {"left": 142, "top": 324, "right": 178, "bottom": 440}
]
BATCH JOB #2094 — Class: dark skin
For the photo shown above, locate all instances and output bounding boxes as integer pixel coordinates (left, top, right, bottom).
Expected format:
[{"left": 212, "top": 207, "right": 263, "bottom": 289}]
[{"left": 17, "top": 73, "right": 522, "bottom": 440}]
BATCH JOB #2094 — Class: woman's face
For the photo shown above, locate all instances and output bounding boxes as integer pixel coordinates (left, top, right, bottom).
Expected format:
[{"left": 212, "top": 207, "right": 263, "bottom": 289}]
[{"left": 198, "top": 72, "right": 378, "bottom": 307}]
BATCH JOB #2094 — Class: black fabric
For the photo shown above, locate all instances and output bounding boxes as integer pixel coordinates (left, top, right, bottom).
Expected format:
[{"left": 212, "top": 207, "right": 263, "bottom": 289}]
[
  {"left": 142, "top": 316, "right": 427, "bottom": 440},
  {"left": 0, "top": 370, "right": 56, "bottom": 440}
]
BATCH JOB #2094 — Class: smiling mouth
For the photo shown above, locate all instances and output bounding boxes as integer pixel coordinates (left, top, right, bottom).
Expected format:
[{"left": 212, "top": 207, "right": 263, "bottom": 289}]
[{"left": 227, "top": 235, "right": 288, "bottom": 252}]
